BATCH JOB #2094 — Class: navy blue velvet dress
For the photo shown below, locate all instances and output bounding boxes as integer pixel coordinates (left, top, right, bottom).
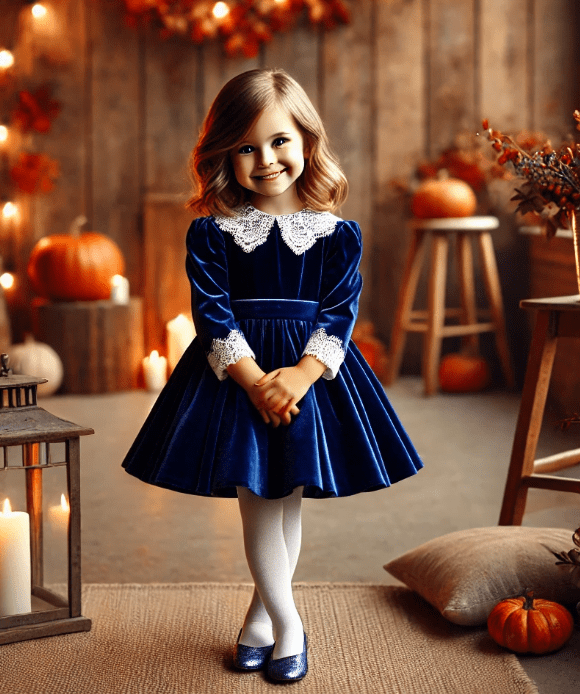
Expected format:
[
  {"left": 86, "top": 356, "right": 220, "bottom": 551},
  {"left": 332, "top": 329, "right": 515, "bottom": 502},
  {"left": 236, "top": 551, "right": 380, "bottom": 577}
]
[{"left": 122, "top": 205, "right": 423, "bottom": 499}]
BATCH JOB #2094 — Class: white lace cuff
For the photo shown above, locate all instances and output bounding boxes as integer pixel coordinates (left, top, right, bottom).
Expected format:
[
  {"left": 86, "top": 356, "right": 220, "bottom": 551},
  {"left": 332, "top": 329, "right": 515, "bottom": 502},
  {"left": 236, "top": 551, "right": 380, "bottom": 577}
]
[
  {"left": 207, "top": 329, "right": 255, "bottom": 381},
  {"left": 302, "top": 328, "right": 345, "bottom": 380}
]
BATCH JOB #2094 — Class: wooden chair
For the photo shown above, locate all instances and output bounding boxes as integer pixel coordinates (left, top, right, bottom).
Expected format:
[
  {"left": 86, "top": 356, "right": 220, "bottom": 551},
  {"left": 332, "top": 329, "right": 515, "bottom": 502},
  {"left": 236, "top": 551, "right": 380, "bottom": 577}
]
[
  {"left": 499, "top": 295, "right": 580, "bottom": 525},
  {"left": 386, "top": 216, "right": 515, "bottom": 395}
]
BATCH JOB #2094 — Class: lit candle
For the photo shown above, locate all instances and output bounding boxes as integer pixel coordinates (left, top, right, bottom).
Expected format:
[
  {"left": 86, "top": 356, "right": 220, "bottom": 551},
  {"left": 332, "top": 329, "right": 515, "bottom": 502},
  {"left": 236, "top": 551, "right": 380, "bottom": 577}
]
[
  {"left": 49, "top": 494, "right": 69, "bottom": 532},
  {"left": 0, "top": 499, "right": 31, "bottom": 616},
  {"left": 166, "top": 314, "right": 196, "bottom": 371},
  {"left": 143, "top": 350, "right": 167, "bottom": 392},
  {"left": 110, "top": 275, "right": 129, "bottom": 305}
]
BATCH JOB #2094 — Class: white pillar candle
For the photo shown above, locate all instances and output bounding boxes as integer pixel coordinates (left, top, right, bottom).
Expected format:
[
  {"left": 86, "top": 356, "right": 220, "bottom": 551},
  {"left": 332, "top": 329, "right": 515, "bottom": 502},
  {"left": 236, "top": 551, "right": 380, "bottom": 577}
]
[
  {"left": 0, "top": 499, "right": 31, "bottom": 616},
  {"left": 166, "top": 314, "right": 196, "bottom": 371},
  {"left": 49, "top": 494, "right": 69, "bottom": 533},
  {"left": 143, "top": 350, "right": 167, "bottom": 392},
  {"left": 110, "top": 275, "right": 130, "bottom": 305}
]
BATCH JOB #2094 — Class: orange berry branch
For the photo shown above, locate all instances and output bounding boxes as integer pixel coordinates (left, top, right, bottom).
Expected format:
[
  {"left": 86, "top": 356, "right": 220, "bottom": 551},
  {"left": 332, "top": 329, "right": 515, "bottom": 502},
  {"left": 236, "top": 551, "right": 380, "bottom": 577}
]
[{"left": 482, "top": 112, "right": 580, "bottom": 238}]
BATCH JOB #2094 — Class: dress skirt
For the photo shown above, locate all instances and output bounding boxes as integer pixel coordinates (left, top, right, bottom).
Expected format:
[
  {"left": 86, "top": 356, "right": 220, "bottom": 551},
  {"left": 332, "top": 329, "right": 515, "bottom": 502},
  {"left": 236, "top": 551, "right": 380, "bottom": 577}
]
[{"left": 122, "top": 299, "right": 423, "bottom": 499}]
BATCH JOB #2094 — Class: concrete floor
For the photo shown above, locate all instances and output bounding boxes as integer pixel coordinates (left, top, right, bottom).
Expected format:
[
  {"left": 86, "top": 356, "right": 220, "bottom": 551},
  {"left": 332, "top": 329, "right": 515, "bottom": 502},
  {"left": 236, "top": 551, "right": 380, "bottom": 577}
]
[{"left": 3, "top": 378, "right": 579, "bottom": 691}]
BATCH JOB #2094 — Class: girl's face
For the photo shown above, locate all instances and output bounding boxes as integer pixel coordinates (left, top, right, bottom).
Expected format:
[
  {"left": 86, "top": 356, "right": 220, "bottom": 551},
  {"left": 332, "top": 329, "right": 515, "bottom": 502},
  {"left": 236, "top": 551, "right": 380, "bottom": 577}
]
[{"left": 230, "top": 104, "right": 307, "bottom": 214}]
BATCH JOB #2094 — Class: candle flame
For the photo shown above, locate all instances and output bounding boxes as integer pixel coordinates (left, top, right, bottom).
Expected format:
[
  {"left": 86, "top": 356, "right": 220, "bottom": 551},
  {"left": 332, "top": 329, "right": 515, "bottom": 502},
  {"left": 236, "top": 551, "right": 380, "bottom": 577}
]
[
  {"left": 169, "top": 313, "right": 190, "bottom": 327},
  {"left": 2, "top": 498, "right": 11, "bottom": 514},
  {"left": 60, "top": 494, "right": 70, "bottom": 513},
  {"left": 0, "top": 125, "right": 7, "bottom": 143},
  {"left": 111, "top": 274, "right": 124, "bottom": 286}
]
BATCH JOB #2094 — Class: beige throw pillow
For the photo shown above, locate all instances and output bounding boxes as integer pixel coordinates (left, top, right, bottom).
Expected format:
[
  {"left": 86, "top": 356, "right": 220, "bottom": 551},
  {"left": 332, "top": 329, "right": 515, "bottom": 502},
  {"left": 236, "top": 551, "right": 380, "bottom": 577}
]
[{"left": 383, "top": 526, "right": 580, "bottom": 626}]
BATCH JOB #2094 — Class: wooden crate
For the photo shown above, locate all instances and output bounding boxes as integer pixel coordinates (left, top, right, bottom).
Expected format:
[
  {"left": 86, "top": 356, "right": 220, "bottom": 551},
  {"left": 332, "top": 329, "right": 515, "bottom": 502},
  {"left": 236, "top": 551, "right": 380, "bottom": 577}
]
[{"left": 32, "top": 298, "right": 144, "bottom": 394}]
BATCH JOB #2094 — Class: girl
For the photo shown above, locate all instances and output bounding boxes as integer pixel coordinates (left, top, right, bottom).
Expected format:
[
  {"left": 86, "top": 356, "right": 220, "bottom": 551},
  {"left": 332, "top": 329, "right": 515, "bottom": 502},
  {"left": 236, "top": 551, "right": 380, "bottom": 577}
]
[{"left": 122, "top": 68, "right": 422, "bottom": 682}]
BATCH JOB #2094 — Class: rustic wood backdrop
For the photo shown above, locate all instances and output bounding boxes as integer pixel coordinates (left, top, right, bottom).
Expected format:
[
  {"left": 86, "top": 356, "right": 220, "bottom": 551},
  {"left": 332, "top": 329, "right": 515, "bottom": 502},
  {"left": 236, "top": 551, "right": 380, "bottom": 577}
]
[{"left": 2, "top": 0, "right": 579, "bottom": 379}]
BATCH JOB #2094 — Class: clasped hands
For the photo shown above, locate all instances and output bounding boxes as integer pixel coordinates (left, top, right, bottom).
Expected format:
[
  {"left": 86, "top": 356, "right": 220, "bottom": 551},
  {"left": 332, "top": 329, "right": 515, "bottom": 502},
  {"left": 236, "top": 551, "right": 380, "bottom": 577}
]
[
  {"left": 251, "top": 366, "right": 310, "bottom": 427},
  {"left": 227, "top": 356, "right": 326, "bottom": 428}
]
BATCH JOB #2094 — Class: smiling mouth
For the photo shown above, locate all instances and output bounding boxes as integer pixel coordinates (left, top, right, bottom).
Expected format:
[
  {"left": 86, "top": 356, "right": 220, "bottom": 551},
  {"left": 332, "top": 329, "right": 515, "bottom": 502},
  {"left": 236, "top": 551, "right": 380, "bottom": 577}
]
[{"left": 253, "top": 169, "right": 287, "bottom": 180}]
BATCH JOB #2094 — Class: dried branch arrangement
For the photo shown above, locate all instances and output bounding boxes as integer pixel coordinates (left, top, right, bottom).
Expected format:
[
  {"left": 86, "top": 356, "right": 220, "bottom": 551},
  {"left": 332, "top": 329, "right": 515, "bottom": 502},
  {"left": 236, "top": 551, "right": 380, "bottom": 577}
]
[{"left": 482, "top": 112, "right": 580, "bottom": 238}]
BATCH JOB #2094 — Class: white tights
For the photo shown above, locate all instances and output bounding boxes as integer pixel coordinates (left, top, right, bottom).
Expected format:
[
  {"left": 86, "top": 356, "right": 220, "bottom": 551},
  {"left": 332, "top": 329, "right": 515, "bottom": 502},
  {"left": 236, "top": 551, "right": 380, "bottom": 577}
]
[{"left": 237, "top": 485, "right": 304, "bottom": 659}]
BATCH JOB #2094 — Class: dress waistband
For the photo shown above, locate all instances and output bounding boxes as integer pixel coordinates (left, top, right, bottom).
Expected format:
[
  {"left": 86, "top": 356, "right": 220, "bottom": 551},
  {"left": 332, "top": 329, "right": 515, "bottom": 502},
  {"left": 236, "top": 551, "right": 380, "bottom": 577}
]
[{"left": 231, "top": 299, "right": 319, "bottom": 321}]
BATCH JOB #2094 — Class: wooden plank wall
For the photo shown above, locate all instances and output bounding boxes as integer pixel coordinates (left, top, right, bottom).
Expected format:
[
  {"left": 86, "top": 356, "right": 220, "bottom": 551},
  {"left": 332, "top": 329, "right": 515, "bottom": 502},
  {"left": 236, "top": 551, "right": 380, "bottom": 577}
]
[{"left": 3, "top": 0, "right": 580, "bottom": 374}]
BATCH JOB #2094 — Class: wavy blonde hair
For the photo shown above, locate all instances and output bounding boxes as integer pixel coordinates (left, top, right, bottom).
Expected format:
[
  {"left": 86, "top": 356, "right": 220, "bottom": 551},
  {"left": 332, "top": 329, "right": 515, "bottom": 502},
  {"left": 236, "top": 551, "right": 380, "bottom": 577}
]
[{"left": 187, "top": 68, "right": 348, "bottom": 217}]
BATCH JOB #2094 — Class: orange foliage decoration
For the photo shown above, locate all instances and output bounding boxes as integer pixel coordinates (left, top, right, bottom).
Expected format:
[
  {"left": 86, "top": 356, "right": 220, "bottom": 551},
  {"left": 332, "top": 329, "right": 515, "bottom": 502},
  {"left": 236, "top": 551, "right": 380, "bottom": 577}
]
[
  {"left": 482, "top": 113, "right": 580, "bottom": 237},
  {"left": 123, "top": 0, "right": 350, "bottom": 58},
  {"left": 10, "top": 152, "right": 59, "bottom": 194},
  {"left": 12, "top": 86, "right": 61, "bottom": 134}
]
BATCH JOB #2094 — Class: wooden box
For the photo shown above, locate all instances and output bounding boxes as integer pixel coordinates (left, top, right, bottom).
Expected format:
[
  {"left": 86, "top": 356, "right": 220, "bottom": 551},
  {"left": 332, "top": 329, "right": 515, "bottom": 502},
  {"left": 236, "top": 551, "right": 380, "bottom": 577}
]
[{"left": 32, "top": 298, "right": 144, "bottom": 394}]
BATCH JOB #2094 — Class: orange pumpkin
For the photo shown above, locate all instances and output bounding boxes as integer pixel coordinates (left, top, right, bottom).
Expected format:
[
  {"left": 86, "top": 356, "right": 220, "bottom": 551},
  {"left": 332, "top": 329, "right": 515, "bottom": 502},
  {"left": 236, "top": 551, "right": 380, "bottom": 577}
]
[
  {"left": 487, "top": 592, "right": 574, "bottom": 654},
  {"left": 411, "top": 177, "right": 477, "bottom": 218},
  {"left": 28, "top": 216, "right": 125, "bottom": 301},
  {"left": 438, "top": 352, "right": 490, "bottom": 392}
]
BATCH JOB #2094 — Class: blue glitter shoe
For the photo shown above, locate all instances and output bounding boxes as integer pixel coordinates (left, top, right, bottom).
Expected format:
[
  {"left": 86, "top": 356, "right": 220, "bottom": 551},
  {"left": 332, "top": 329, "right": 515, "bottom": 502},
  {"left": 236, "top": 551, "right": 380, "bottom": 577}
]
[
  {"left": 233, "top": 629, "right": 275, "bottom": 671},
  {"left": 267, "top": 634, "right": 308, "bottom": 682}
]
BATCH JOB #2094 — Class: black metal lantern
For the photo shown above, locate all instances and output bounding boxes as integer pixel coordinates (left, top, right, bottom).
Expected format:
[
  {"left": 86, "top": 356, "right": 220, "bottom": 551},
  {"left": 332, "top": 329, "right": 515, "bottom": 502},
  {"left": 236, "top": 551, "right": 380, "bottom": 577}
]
[{"left": 0, "top": 355, "right": 93, "bottom": 645}]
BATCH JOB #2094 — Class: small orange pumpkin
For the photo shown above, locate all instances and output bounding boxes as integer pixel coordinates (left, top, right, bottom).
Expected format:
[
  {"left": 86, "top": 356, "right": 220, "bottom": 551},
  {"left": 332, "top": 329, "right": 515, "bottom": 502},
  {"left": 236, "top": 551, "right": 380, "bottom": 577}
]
[
  {"left": 28, "top": 216, "right": 125, "bottom": 302},
  {"left": 438, "top": 352, "right": 491, "bottom": 392},
  {"left": 411, "top": 177, "right": 477, "bottom": 218},
  {"left": 487, "top": 592, "right": 574, "bottom": 654}
]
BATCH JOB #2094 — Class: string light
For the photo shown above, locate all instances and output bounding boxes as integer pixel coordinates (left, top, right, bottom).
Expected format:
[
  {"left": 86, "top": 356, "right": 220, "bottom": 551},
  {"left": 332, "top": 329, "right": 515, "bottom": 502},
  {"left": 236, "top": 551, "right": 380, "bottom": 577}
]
[
  {"left": 0, "top": 50, "right": 14, "bottom": 69},
  {"left": 2, "top": 202, "right": 18, "bottom": 220},
  {"left": 0, "top": 273, "right": 14, "bottom": 291},
  {"left": 212, "top": 2, "right": 229, "bottom": 19},
  {"left": 31, "top": 3, "right": 48, "bottom": 18}
]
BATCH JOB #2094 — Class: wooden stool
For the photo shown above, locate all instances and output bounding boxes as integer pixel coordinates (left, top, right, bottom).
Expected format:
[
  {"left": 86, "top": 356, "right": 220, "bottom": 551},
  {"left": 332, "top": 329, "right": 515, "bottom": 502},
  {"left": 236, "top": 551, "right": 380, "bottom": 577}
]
[
  {"left": 499, "top": 295, "right": 580, "bottom": 525},
  {"left": 386, "top": 216, "right": 515, "bottom": 395}
]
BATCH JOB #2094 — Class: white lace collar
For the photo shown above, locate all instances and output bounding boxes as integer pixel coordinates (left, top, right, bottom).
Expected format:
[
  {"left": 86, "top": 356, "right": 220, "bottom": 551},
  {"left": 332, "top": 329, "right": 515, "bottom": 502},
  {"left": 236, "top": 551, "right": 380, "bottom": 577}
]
[{"left": 213, "top": 204, "right": 342, "bottom": 255}]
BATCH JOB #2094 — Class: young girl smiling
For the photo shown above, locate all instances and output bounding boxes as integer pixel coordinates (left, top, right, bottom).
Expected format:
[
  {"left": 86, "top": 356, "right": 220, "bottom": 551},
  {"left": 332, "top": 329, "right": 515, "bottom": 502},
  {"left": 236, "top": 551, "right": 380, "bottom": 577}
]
[{"left": 123, "top": 68, "right": 423, "bottom": 682}]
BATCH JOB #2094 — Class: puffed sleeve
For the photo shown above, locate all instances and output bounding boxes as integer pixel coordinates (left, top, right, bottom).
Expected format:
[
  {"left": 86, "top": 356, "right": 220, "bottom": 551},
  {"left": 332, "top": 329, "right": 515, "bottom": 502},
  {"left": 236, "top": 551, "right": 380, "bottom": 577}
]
[
  {"left": 186, "top": 217, "right": 255, "bottom": 380},
  {"left": 302, "top": 220, "right": 362, "bottom": 379}
]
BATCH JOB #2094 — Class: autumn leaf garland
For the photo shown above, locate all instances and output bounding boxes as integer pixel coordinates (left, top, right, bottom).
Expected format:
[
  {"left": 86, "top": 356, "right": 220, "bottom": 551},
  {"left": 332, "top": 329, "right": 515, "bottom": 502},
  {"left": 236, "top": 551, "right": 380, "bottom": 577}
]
[
  {"left": 2, "top": 84, "right": 61, "bottom": 195},
  {"left": 123, "top": 0, "right": 351, "bottom": 58},
  {"left": 12, "top": 86, "right": 61, "bottom": 134}
]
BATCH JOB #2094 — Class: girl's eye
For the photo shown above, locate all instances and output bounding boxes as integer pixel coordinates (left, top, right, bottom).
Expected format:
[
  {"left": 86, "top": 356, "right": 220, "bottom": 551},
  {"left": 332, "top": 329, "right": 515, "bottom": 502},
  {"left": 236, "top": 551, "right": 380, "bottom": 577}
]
[
  {"left": 273, "top": 137, "right": 288, "bottom": 147},
  {"left": 238, "top": 145, "right": 254, "bottom": 155}
]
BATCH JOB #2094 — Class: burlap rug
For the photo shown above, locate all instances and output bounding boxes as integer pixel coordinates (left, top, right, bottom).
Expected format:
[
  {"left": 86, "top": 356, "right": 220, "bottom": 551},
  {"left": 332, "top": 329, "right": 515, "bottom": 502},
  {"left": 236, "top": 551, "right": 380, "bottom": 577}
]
[{"left": 0, "top": 583, "right": 538, "bottom": 694}]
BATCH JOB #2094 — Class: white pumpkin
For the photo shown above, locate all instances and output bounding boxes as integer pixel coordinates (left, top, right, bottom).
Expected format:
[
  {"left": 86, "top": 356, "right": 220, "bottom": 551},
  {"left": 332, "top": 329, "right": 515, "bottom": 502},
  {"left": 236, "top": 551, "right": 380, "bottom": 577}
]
[{"left": 8, "top": 335, "right": 64, "bottom": 397}]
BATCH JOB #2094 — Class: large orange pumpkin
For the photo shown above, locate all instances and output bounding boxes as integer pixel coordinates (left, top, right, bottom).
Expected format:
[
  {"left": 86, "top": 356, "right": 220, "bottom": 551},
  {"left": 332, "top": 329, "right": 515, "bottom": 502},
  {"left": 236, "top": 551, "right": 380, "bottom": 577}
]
[
  {"left": 411, "top": 177, "right": 477, "bottom": 218},
  {"left": 28, "top": 216, "right": 125, "bottom": 301},
  {"left": 487, "top": 592, "right": 574, "bottom": 654},
  {"left": 438, "top": 352, "right": 491, "bottom": 392}
]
